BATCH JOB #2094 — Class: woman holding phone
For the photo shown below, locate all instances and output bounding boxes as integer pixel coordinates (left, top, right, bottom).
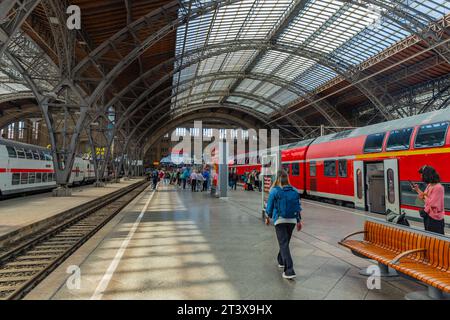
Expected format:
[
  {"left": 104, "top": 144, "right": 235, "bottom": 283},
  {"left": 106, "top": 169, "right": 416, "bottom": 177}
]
[{"left": 412, "top": 165, "right": 446, "bottom": 235}]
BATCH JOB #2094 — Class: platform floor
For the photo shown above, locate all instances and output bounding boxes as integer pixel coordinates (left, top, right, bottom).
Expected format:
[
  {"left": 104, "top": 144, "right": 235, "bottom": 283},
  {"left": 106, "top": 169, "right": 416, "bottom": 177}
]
[
  {"left": 26, "top": 183, "right": 429, "bottom": 300},
  {"left": 0, "top": 179, "right": 143, "bottom": 239}
]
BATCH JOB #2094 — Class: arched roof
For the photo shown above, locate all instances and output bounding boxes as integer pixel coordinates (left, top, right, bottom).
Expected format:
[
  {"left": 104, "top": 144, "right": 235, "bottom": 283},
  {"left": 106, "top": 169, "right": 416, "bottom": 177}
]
[{"left": 171, "top": 0, "right": 449, "bottom": 115}]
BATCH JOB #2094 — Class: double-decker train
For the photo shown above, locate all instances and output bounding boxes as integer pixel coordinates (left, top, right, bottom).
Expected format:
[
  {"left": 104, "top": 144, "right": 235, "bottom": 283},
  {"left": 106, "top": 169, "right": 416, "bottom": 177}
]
[
  {"left": 229, "top": 109, "right": 450, "bottom": 223},
  {"left": 0, "top": 138, "right": 96, "bottom": 197}
]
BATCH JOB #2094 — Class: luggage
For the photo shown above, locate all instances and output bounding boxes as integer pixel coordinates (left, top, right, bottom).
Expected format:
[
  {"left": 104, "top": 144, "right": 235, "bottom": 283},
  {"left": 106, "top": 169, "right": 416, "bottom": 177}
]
[{"left": 386, "top": 209, "right": 410, "bottom": 227}]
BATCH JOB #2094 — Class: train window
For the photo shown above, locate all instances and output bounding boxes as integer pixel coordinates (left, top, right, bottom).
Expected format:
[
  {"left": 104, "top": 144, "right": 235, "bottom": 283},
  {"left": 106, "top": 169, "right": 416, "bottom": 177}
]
[
  {"left": 310, "top": 161, "right": 317, "bottom": 177},
  {"left": 29, "top": 173, "right": 36, "bottom": 184},
  {"left": 324, "top": 160, "right": 337, "bottom": 177},
  {"left": 338, "top": 160, "right": 347, "bottom": 178},
  {"left": 387, "top": 169, "right": 395, "bottom": 204},
  {"left": 16, "top": 148, "right": 26, "bottom": 159},
  {"left": 36, "top": 173, "right": 42, "bottom": 183},
  {"left": 12, "top": 173, "right": 20, "bottom": 185},
  {"left": 32, "top": 150, "right": 40, "bottom": 160},
  {"left": 356, "top": 169, "right": 363, "bottom": 199},
  {"left": 282, "top": 163, "right": 290, "bottom": 174},
  {"left": 48, "top": 173, "right": 53, "bottom": 181},
  {"left": 25, "top": 149, "right": 33, "bottom": 160},
  {"left": 387, "top": 128, "right": 413, "bottom": 151},
  {"left": 20, "top": 173, "right": 28, "bottom": 184},
  {"left": 39, "top": 151, "right": 45, "bottom": 160},
  {"left": 414, "top": 122, "right": 449, "bottom": 149},
  {"left": 44, "top": 151, "right": 52, "bottom": 161},
  {"left": 292, "top": 163, "right": 300, "bottom": 177},
  {"left": 364, "top": 133, "right": 386, "bottom": 153},
  {"left": 6, "top": 146, "right": 17, "bottom": 158},
  {"left": 42, "top": 173, "right": 48, "bottom": 183}
]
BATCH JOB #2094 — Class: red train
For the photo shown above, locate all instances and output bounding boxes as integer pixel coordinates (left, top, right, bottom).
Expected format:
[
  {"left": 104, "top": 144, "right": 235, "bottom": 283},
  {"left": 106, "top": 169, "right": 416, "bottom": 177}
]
[{"left": 229, "top": 109, "right": 450, "bottom": 223}]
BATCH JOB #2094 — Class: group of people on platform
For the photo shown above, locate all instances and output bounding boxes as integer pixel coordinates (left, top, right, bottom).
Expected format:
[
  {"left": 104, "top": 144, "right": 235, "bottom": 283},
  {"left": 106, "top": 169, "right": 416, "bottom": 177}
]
[
  {"left": 228, "top": 169, "right": 262, "bottom": 192},
  {"left": 147, "top": 166, "right": 214, "bottom": 193}
]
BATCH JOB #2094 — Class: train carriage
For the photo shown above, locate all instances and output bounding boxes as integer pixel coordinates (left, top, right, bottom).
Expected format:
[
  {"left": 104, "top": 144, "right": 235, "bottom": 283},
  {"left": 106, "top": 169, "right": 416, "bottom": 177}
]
[
  {"left": 229, "top": 109, "right": 450, "bottom": 223},
  {"left": 0, "top": 138, "right": 98, "bottom": 197},
  {"left": 0, "top": 139, "right": 56, "bottom": 195}
]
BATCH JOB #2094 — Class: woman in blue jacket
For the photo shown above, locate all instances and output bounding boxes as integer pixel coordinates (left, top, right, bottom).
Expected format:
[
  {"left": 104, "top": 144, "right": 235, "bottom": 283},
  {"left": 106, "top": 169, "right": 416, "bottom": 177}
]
[{"left": 265, "top": 170, "right": 303, "bottom": 279}]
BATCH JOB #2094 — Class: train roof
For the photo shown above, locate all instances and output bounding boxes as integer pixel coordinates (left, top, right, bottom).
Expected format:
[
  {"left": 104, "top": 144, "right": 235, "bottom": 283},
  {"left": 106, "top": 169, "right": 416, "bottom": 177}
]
[
  {"left": 281, "top": 139, "right": 315, "bottom": 150},
  {"left": 0, "top": 138, "right": 50, "bottom": 151},
  {"left": 311, "top": 108, "right": 450, "bottom": 145}
]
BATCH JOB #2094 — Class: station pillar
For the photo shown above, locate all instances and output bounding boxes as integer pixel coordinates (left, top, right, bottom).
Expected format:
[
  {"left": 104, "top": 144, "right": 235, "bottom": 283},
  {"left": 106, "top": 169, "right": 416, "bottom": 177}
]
[{"left": 217, "top": 141, "right": 228, "bottom": 198}]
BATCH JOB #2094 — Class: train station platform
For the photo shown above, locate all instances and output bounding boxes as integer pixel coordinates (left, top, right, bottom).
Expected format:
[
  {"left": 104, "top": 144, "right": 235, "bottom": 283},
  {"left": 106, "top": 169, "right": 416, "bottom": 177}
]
[
  {"left": 0, "top": 179, "right": 144, "bottom": 244},
  {"left": 26, "top": 184, "right": 428, "bottom": 300}
]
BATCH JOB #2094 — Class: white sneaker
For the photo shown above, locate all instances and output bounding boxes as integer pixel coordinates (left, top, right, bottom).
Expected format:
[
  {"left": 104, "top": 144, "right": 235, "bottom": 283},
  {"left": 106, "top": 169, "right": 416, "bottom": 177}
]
[
  {"left": 278, "top": 264, "right": 284, "bottom": 269},
  {"left": 282, "top": 272, "right": 296, "bottom": 280}
]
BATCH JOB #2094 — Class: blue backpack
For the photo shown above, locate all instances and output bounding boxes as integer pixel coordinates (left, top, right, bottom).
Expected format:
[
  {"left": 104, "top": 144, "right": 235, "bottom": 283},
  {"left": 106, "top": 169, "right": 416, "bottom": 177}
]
[{"left": 276, "top": 186, "right": 300, "bottom": 219}]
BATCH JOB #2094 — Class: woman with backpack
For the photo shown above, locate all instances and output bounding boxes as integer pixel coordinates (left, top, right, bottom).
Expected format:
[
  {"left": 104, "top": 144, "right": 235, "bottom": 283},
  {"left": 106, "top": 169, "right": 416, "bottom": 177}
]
[{"left": 265, "top": 170, "right": 303, "bottom": 280}]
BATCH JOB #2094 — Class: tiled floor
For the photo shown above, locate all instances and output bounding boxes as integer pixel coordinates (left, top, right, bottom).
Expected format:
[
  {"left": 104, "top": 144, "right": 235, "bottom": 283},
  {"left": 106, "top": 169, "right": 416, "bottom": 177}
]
[{"left": 27, "top": 184, "right": 427, "bottom": 300}]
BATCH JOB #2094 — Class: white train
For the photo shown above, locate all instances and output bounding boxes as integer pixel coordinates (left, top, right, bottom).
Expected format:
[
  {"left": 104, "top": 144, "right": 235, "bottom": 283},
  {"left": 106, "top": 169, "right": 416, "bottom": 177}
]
[{"left": 0, "top": 138, "right": 96, "bottom": 196}]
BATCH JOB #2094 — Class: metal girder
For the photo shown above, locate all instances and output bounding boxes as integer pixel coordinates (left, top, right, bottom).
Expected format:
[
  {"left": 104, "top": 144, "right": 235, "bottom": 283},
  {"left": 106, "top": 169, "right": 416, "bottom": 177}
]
[
  {"left": 0, "top": 91, "right": 34, "bottom": 104},
  {"left": 41, "top": 0, "right": 76, "bottom": 78},
  {"left": 137, "top": 104, "right": 295, "bottom": 149},
  {"left": 126, "top": 91, "right": 309, "bottom": 149},
  {"left": 116, "top": 70, "right": 348, "bottom": 131},
  {"left": 342, "top": 0, "right": 450, "bottom": 64},
  {"left": 72, "top": 0, "right": 242, "bottom": 108},
  {"left": 141, "top": 109, "right": 273, "bottom": 156},
  {"left": 0, "top": 0, "right": 39, "bottom": 58},
  {"left": 106, "top": 39, "right": 397, "bottom": 126},
  {"left": 69, "top": 0, "right": 445, "bottom": 113},
  {"left": 217, "top": 0, "right": 310, "bottom": 104}
]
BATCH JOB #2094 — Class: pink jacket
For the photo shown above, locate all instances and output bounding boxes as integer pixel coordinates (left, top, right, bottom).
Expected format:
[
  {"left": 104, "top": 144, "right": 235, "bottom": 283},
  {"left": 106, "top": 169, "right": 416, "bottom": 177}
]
[{"left": 420, "top": 184, "right": 445, "bottom": 221}]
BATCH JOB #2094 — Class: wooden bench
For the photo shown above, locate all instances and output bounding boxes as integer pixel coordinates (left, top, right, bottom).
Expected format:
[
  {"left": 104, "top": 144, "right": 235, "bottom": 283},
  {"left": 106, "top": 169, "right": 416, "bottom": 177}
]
[{"left": 339, "top": 219, "right": 450, "bottom": 300}]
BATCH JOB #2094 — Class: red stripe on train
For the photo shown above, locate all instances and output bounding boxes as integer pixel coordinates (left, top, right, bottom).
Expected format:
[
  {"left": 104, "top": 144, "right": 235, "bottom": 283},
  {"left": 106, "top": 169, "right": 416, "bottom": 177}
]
[{"left": 0, "top": 168, "right": 54, "bottom": 173}]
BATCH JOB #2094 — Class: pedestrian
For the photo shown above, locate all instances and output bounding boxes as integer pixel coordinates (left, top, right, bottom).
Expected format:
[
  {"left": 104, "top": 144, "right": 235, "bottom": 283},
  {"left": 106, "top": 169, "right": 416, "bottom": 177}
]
[
  {"left": 412, "top": 165, "right": 446, "bottom": 235},
  {"left": 196, "top": 171, "right": 204, "bottom": 192},
  {"left": 265, "top": 170, "right": 303, "bottom": 280},
  {"left": 202, "top": 169, "right": 210, "bottom": 192},
  {"left": 159, "top": 170, "right": 165, "bottom": 185},
  {"left": 191, "top": 170, "right": 197, "bottom": 192},
  {"left": 230, "top": 170, "right": 238, "bottom": 190},
  {"left": 255, "top": 171, "right": 262, "bottom": 192},
  {"left": 151, "top": 168, "right": 159, "bottom": 190},
  {"left": 248, "top": 171, "right": 255, "bottom": 191}
]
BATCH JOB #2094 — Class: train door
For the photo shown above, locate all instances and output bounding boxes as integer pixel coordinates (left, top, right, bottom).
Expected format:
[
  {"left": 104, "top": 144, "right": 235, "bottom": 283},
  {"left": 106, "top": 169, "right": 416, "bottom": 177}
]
[
  {"left": 366, "top": 162, "right": 386, "bottom": 214},
  {"left": 384, "top": 159, "right": 400, "bottom": 214},
  {"left": 353, "top": 161, "right": 365, "bottom": 210}
]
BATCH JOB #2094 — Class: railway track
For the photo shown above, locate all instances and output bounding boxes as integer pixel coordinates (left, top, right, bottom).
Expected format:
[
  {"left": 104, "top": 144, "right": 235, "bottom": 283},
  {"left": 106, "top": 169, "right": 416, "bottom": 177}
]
[{"left": 0, "top": 180, "right": 150, "bottom": 300}]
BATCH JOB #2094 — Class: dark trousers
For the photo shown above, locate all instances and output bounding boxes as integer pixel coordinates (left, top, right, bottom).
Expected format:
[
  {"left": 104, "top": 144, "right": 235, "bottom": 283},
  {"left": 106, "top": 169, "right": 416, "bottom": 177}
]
[
  {"left": 191, "top": 179, "right": 197, "bottom": 192},
  {"left": 203, "top": 180, "right": 208, "bottom": 191},
  {"left": 275, "top": 223, "right": 296, "bottom": 276},
  {"left": 231, "top": 180, "right": 237, "bottom": 190},
  {"left": 421, "top": 210, "right": 445, "bottom": 235},
  {"left": 181, "top": 178, "right": 186, "bottom": 189}
]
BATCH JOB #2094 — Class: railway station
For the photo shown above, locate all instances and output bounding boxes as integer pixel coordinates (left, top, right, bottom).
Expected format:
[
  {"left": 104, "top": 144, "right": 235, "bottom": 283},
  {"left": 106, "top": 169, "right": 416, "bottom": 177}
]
[{"left": 0, "top": 0, "right": 450, "bottom": 305}]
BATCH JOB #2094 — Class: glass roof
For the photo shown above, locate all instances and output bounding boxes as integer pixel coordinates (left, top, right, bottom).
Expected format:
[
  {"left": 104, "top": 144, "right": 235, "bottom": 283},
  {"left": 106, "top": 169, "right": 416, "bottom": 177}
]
[
  {"left": 172, "top": 0, "right": 450, "bottom": 114},
  {"left": 0, "top": 32, "right": 59, "bottom": 99}
]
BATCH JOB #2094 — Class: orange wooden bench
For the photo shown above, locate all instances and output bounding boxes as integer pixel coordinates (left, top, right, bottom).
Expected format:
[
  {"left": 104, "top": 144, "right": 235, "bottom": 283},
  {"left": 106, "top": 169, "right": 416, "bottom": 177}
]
[{"left": 339, "top": 219, "right": 450, "bottom": 299}]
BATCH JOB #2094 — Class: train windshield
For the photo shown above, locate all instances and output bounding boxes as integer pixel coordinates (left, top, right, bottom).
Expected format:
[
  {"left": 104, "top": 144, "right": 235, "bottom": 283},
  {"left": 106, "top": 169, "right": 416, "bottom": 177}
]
[
  {"left": 415, "top": 122, "right": 449, "bottom": 149},
  {"left": 386, "top": 128, "right": 413, "bottom": 151},
  {"left": 364, "top": 133, "right": 386, "bottom": 153}
]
